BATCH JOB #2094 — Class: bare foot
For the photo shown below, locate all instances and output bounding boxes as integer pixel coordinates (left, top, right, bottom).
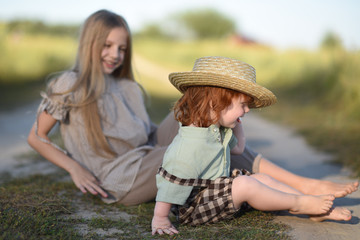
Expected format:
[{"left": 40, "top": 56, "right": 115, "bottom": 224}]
[
  {"left": 310, "top": 207, "right": 352, "bottom": 222},
  {"left": 289, "top": 194, "right": 334, "bottom": 215},
  {"left": 302, "top": 179, "right": 358, "bottom": 198}
]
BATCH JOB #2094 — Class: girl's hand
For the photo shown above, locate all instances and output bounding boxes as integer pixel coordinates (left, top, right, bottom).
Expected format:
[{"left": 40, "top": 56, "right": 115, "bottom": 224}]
[
  {"left": 231, "top": 122, "right": 246, "bottom": 155},
  {"left": 69, "top": 163, "right": 108, "bottom": 198},
  {"left": 151, "top": 215, "right": 179, "bottom": 235}
]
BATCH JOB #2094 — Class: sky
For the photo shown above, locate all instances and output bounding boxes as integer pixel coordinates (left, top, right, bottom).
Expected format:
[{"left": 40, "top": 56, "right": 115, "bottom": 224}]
[{"left": 1, "top": 0, "right": 359, "bottom": 50}]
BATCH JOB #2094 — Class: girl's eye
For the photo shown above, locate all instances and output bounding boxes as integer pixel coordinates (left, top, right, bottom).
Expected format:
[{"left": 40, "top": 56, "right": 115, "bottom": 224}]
[{"left": 104, "top": 44, "right": 111, "bottom": 48}]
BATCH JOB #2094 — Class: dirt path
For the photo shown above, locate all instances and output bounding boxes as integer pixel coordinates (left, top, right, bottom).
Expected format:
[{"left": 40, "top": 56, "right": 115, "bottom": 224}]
[
  {"left": 0, "top": 100, "right": 58, "bottom": 177},
  {"left": 0, "top": 101, "right": 37, "bottom": 171},
  {"left": 243, "top": 112, "right": 360, "bottom": 240}
]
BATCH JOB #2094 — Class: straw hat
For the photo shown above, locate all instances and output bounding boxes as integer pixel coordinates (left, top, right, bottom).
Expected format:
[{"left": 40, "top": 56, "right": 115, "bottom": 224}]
[{"left": 169, "top": 56, "right": 277, "bottom": 108}]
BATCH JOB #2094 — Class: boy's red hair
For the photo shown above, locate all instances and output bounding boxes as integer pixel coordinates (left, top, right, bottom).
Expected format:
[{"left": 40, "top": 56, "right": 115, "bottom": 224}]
[{"left": 174, "top": 86, "right": 251, "bottom": 127}]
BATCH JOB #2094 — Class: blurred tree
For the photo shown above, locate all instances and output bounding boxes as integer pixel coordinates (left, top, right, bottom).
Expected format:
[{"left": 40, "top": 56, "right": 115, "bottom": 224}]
[
  {"left": 6, "top": 20, "right": 79, "bottom": 37},
  {"left": 320, "top": 31, "right": 343, "bottom": 49},
  {"left": 176, "top": 9, "right": 236, "bottom": 39},
  {"left": 134, "top": 23, "right": 170, "bottom": 39}
]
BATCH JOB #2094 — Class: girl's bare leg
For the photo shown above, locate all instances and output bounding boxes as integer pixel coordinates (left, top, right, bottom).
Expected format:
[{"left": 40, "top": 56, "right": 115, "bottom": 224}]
[
  {"left": 251, "top": 173, "right": 302, "bottom": 195},
  {"left": 258, "top": 158, "right": 359, "bottom": 198},
  {"left": 310, "top": 207, "right": 352, "bottom": 222},
  {"left": 232, "top": 175, "right": 334, "bottom": 215}
]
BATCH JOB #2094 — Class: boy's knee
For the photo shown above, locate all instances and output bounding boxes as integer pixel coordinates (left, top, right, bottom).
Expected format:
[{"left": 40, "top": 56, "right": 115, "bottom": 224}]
[{"left": 232, "top": 175, "right": 258, "bottom": 207}]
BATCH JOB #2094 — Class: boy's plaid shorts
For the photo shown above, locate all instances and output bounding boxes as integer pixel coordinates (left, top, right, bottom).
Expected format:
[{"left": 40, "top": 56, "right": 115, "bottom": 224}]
[{"left": 157, "top": 167, "right": 251, "bottom": 226}]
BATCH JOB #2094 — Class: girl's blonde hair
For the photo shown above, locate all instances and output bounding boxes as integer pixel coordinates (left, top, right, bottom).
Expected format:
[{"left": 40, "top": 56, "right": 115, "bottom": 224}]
[
  {"left": 174, "top": 86, "right": 252, "bottom": 128},
  {"left": 49, "top": 10, "right": 134, "bottom": 158}
]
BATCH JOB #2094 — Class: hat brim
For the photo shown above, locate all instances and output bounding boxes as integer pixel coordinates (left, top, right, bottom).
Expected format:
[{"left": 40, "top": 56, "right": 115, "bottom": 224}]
[{"left": 169, "top": 72, "right": 277, "bottom": 108}]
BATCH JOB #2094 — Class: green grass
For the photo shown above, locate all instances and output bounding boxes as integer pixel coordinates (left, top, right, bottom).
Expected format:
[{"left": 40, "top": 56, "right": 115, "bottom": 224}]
[
  {"left": 0, "top": 173, "right": 81, "bottom": 239},
  {"left": 0, "top": 170, "right": 290, "bottom": 239},
  {"left": 0, "top": 28, "right": 77, "bottom": 110},
  {"left": 0, "top": 33, "right": 76, "bottom": 84}
]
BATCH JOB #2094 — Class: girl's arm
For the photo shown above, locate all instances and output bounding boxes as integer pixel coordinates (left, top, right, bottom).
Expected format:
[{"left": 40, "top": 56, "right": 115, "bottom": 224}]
[
  {"left": 230, "top": 122, "right": 246, "bottom": 155},
  {"left": 151, "top": 201, "right": 179, "bottom": 235},
  {"left": 27, "top": 111, "right": 108, "bottom": 198}
]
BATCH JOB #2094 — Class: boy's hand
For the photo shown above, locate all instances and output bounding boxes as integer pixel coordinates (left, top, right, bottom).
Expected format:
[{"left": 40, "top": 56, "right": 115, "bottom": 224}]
[{"left": 151, "top": 215, "right": 179, "bottom": 235}]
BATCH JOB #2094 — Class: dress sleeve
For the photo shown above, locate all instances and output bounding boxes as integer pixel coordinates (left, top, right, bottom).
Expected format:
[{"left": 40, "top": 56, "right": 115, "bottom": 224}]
[
  {"left": 37, "top": 71, "right": 76, "bottom": 122},
  {"left": 37, "top": 92, "right": 71, "bottom": 122}
]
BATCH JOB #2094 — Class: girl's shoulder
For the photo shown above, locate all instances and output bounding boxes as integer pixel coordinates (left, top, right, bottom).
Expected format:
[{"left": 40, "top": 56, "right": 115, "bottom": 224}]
[{"left": 47, "top": 70, "right": 78, "bottom": 94}]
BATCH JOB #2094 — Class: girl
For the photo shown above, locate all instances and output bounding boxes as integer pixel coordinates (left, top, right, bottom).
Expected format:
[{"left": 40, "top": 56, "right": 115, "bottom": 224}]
[
  {"left": 151, "top": 56, "right": 352, "bottom": 235},
  {"left": 27, "top": 9, "right": 177, "bottom": 205}
]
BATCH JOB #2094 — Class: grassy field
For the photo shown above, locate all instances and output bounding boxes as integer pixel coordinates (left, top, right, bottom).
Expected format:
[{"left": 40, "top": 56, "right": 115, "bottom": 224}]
[
  {"left": 0, "top": 26, "right": 77, "bottom": 110},
  {"left": 0, "top": 169, "right": 290, "bottom": 239},
  {"left": 0, "top": 30, "right": 76, "bottom": 83}
]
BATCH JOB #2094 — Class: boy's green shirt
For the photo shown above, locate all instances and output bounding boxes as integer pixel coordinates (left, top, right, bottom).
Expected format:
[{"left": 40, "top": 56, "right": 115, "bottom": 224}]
[{"left": 156, "top": 124, "right": 237, "bottom": 205}]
